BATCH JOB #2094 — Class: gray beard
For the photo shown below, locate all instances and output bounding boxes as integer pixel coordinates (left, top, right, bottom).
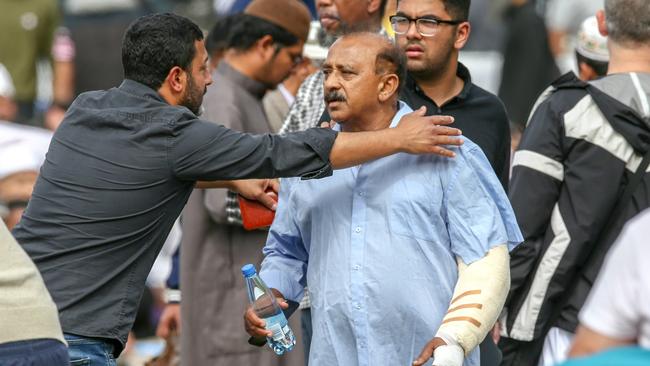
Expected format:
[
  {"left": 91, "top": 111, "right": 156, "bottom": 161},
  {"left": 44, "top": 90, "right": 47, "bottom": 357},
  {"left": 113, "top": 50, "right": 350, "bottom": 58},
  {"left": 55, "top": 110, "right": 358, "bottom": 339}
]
[
  {"left": 317, "top": 26, "right": 338, "bottom": 48},
  {"left": 316, "top": 20, "right": 379, "bottom": 48}
]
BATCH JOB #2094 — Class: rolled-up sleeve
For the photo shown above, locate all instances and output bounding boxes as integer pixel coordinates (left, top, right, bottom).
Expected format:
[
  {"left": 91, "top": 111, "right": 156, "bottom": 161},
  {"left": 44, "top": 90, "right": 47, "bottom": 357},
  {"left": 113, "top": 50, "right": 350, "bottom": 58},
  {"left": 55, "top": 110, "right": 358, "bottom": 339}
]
[
  {"left": 170, "top": 119, "right": 337, "bottom": 182},
  {"left": 259, "top": 178, "right": 308, "bottom": 302},
  {"left": 443, "top": 144, "right": 523, "bottom": 264}
]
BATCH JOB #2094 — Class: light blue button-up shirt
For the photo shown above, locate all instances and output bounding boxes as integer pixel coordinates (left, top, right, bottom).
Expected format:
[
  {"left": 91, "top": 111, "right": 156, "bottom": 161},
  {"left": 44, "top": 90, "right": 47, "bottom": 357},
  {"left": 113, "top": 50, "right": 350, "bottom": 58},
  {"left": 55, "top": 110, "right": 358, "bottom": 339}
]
[{"left": 260, "top": 102, "right": 523, "bottom": 366}]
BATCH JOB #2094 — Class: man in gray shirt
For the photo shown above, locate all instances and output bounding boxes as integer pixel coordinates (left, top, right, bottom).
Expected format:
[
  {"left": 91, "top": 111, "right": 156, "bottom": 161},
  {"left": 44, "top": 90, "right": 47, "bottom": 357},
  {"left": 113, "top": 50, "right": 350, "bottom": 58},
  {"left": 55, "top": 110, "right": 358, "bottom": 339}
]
[{"left": 12, "top": 12, "right": 462, "bottom": 365}]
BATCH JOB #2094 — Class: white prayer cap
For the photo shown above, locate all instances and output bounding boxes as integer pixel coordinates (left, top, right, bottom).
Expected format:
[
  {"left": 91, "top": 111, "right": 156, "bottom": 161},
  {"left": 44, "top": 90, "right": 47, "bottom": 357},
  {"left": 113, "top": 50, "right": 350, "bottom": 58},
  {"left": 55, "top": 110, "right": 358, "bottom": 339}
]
[
  {"left": 303, "top": 21, "right": 328, "bottom": 61},
  {"left": 576, "top": 16, "right": 609, "bottom": 63},
  {"left": 0, "top": 122, "right": 52, "bottom": 180},
  {"left": 0, "top": 63, "right": 15, "bottom": 99}
]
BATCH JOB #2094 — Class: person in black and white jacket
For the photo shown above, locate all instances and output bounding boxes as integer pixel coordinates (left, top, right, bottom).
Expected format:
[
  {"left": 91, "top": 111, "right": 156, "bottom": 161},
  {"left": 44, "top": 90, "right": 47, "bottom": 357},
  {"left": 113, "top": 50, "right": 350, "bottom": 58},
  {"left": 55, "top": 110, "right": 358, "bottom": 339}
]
[{"left": 499, "top": 1, "right": 650, "bottom": 365}]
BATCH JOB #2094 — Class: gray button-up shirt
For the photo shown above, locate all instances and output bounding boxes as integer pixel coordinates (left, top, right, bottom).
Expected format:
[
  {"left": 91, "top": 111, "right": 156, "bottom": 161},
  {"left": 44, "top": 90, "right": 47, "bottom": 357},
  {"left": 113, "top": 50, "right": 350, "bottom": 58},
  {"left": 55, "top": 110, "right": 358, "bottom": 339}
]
[{"left": 13, "top": 79, "right": 337, "bottom": 353}]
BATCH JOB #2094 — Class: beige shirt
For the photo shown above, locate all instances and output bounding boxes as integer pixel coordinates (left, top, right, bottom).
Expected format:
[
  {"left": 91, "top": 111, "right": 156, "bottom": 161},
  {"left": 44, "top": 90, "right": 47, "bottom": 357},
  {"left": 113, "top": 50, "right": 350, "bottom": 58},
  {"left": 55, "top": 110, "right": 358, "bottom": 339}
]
[{"left": 0, "top": 221, "right": 64, "bottom": 345}]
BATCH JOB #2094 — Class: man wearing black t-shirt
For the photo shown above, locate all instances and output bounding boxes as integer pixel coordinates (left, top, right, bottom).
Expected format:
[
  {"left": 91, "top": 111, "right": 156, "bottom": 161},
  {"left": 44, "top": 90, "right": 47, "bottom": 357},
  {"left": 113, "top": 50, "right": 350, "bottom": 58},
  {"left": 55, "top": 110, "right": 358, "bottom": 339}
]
[
  {"left": 393, "top": 0, "right": 511, "bottom": 189},
  {"left": 390, "top": 0, "right": 511, "bottom": 364}
]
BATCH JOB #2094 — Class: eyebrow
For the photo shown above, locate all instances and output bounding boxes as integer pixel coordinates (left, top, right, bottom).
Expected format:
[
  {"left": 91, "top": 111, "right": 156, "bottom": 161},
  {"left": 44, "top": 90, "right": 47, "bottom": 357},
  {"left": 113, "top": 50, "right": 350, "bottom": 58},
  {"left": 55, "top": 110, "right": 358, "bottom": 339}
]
[{"left": 394, "top": 11, "right": 440, "bottom": 19}]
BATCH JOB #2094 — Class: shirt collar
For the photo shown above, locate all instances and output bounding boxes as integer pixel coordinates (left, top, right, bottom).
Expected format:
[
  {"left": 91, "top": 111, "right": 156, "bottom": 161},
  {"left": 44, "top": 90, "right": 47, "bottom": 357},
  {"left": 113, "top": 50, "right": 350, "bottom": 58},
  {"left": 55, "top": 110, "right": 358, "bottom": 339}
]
[
  {"left": 333, "top": 101, "right": 412, "bottom": 131},
  {"left": 118, "top": 79, "right": 168, "bottom": 104},
  {"left": 217, "top": 61, "right": 268, "bottom": 99},
  {"left": 406, "top": 62, "right": 473, "bottom": 101}
]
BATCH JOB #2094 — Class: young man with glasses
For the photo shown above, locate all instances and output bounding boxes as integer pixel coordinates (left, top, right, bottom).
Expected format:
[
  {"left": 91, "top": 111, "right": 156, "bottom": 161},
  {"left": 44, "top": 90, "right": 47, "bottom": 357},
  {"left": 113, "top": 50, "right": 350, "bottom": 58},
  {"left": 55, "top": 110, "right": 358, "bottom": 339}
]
[
  {"left": 391, "top": 1, "right": 512, "bottom": 365},
  {"left": 393, "top": 0, "right": 512, "bottom": 191}
]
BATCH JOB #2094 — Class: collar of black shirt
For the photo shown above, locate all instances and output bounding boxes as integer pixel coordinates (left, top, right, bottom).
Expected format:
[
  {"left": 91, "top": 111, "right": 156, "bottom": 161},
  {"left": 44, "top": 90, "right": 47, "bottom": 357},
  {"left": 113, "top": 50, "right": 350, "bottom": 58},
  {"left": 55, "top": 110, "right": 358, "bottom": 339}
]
[{"left": 405, "top": 62, "right": 473, "bottom": 107}]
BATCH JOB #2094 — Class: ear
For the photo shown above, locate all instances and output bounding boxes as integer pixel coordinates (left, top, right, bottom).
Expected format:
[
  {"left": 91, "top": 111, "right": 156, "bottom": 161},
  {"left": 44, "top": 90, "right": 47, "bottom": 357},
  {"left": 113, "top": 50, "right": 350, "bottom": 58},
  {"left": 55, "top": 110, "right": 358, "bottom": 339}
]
[
  {"left": 578, "top": 62, "right": 597, "bottom": 81},
  {"left": 454, "top": 22, "right": 471, "bottom": 50},
  {"left": 596, "top": 9, "right": 608, "bottom": 37},
  {"left": 166, "top": 66, "right": 187, "bottom": 94},
  {"left": 377, "top": 73, "right": 400, "bottom": 103},
  {"left": 256, "top": 34, "right": 277, "bottom": 61},
  {"left": 367, "top": 0, "right": 382, "bottom": 15}
]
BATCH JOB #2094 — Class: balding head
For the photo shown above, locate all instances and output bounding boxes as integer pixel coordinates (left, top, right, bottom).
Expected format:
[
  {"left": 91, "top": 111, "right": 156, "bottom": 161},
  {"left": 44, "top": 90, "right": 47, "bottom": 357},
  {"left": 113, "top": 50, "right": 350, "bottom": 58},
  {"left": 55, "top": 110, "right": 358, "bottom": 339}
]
[
  {"left": 603, "top": 0, "right": 650, "bottom": 46},
  {"left": 323, "top": 33, "right": 405, "bottom": 126}
]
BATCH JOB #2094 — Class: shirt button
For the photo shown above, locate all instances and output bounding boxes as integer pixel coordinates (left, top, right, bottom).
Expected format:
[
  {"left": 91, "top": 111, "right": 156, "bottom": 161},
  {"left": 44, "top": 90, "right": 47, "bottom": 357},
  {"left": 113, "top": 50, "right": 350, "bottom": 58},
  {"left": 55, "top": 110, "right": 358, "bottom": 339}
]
[
  {"left": 355, "top": 304, "right": 362, "bottom": 310},
  {"left": 358, "top": 191, "right": 364, "bottom": 196},
  {"left": 353, "top": 265, "right": 361, "bottom": 271},
  {"left": 355, "top": 227, "right": 362, "bottom": 233}
]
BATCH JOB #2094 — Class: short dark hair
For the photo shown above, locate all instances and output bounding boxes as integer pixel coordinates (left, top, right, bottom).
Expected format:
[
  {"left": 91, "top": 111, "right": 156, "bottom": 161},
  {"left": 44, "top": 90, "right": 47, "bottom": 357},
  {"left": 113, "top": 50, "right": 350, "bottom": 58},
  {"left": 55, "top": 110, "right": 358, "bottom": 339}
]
[
  {"left": 122, "top": 13, "right": 204, "bottom": 90},
  {"left": 441, "top": 0, "right": 471, "bottom": 20},
  {"left": 226, "top": 14, "right": 299, "bottom": 51},
  {"left": 576, "top": 51, "right": 609, "bottom": 77},
  {"left": 206, "top": 15, "right": 237, "bottom": 56},
  {"left": 397, "top": 0, "right": 471, "bottom": 20},
  {"left": 379, "top": 0, "right": 389, "bottom": 17}
]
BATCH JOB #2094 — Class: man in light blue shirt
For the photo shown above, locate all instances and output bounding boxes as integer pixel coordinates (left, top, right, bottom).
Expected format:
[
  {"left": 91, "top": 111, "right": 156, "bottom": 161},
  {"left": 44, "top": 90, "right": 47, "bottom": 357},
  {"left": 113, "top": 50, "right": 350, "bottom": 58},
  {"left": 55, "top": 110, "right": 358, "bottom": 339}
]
[{"left": 245, "top": 33, "right": 523, "bottom": 366}]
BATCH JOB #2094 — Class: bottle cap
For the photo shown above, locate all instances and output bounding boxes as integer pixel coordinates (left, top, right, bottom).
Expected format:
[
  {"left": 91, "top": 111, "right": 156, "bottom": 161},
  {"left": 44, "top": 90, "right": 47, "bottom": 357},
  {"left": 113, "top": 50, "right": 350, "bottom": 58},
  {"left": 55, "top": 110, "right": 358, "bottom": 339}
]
[{"left": 241, "top": 263, "right": 257, "bottom": 277}]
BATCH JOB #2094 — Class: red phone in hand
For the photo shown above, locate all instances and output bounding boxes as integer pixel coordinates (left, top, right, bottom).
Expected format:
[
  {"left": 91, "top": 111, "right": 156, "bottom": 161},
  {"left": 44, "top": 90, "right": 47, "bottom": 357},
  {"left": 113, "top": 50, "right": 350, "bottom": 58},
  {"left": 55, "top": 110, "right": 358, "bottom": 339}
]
[{"left": 238, "top": 189, "right": 278, "bottom": 230}]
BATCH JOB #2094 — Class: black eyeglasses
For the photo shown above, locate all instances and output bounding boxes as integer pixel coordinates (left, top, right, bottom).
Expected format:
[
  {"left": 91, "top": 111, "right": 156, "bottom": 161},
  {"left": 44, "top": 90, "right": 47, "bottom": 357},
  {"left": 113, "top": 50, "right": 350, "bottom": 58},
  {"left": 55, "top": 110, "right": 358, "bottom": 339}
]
[{"left": 389, "top": 15, "right": 464, "bottom": 37}]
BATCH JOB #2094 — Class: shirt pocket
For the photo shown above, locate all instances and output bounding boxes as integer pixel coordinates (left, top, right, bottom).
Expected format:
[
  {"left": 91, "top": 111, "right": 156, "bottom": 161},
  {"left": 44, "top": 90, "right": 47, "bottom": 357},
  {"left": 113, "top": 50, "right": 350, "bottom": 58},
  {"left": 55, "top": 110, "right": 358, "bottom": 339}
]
[{"left": 386, "top": 179, "right": 438, "bottom": 242}]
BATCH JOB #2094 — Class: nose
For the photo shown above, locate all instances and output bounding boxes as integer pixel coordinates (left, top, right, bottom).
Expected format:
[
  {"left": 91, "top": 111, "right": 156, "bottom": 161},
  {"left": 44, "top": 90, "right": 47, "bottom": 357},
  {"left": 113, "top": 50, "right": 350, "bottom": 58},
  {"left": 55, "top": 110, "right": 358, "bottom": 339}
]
[
  {"left": 323, "top": 72, "right": 340, "bottom": 95},
  {"left": 316, "top": 0, "right": 331, "bottom": 9},
  {"left": 205, "top": 71, "right": 213, "bottom": 86},
  {"left": 405, "top": 19, "right": 422, "bottom": 40}
]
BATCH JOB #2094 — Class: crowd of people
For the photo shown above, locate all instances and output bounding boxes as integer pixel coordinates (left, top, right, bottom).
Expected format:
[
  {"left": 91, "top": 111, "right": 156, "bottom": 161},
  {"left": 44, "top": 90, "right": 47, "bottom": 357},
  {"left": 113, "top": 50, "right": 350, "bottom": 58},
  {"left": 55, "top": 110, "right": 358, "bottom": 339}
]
[{"left": 0, "top": 0, "right": 649, "bottom": 366}]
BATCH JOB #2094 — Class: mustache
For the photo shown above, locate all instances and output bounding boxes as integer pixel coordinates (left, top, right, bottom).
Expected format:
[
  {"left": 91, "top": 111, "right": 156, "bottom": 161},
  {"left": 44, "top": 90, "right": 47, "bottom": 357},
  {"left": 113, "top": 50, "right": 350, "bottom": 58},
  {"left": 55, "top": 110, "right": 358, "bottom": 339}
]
[
  {"left": 319, "top": 11, "right": 340, "bottom": 21},
  {"left": 324, "top": 91, "right": 346, "bottom": 103}
]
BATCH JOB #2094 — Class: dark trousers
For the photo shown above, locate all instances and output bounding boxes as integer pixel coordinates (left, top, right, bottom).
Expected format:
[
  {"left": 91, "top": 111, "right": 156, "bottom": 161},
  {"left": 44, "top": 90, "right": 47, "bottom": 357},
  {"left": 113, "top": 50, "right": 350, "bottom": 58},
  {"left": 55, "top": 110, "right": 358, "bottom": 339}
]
[
  {"left": 0, "top": 339, "right": 69, "bottom": 366},
  {"left": 300, "top": 308, "right": 312, "bottom": 366},
  {"left": 480, "top": 337, "right": 503, "bottom": 366},
  {"left": 499, "top": 336, "right": 545, "bottom": 366}
]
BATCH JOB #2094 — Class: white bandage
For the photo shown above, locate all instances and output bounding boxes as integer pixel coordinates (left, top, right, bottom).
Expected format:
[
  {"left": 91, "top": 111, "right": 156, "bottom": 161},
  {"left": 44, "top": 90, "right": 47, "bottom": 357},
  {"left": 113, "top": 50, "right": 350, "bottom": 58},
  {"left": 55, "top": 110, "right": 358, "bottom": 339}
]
[
  {"left": 436, "top": 245, "right": 510, "bottom": 356},
  {"left": 432, "top": 344, "right": 464, "bottom": 366}
]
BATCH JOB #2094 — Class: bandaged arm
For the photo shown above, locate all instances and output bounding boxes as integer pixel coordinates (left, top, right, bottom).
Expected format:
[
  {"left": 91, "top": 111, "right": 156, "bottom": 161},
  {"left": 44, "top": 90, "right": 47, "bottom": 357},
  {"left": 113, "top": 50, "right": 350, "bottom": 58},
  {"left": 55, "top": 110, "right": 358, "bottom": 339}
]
[{"left": 433, "top": 245, "right": 510, "bottom": 364}]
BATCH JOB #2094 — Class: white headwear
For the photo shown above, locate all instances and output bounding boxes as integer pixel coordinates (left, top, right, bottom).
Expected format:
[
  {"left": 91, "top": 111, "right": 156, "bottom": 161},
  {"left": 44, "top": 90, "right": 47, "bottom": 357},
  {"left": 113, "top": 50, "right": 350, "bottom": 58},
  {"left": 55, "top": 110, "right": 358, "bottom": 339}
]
[
  {"left": 576, "top": 16, "right": 609, "bottom": 63},
  {"left": 0, "top": 63, "right": 15, "bottom": 99},
  {"left": 0, "top": 122, "right": 52, "bottom": 180}
]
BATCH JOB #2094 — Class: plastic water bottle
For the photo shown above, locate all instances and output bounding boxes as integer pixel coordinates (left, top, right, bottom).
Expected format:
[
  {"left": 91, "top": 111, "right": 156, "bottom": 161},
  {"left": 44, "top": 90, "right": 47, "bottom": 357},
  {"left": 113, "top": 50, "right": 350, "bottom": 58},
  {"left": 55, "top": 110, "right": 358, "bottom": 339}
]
[{"left": 242, "top": 264, "right": 296, "bottom": 355}]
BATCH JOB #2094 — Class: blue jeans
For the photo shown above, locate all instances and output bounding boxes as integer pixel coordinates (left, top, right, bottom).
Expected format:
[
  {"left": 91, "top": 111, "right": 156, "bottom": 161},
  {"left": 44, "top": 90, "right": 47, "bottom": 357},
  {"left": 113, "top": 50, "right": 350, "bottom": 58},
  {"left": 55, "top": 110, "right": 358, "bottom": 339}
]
[
  {"left": 65, "top": 334, "right": 117, "bottom": 366},
  {"left": 0, "top": 338, "right": 68, "bottom": 366}
]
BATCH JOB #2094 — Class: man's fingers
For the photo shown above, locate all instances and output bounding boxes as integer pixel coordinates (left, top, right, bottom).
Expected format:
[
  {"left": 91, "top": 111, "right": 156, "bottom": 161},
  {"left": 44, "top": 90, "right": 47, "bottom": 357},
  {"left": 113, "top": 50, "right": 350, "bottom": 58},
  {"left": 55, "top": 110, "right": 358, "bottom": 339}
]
[
  {"left": 432, "top": 125, "right": 462, "bottom": 136},
  {"left": 244, "top": 309, "right": 272, "bottom": 337},
  {"left": 433, "top": 135, "right": 464, "bottom": 146},
  {"left": 432, "top": 146, "right": 457, "bottom": 158},
  {"left": 428, "top": 115, "right": 455, "bottom": 126},
  {"left": 256, "top": 191, "right": 278, "bottom": 211},
  {"left": 412, "top": 339, "right": 436, "bottom": 366},
  {"left": 156, "top": 318, "right": 170, "bottom": 339},
  {"left": 278, "top": 298, "right": 289, "bottom": 309},
  {"left": 268, "top": 179, "right": 280, "bottom": 195},
  {"left": 414, "top": 106, "right": 427, "bottom": 116}
]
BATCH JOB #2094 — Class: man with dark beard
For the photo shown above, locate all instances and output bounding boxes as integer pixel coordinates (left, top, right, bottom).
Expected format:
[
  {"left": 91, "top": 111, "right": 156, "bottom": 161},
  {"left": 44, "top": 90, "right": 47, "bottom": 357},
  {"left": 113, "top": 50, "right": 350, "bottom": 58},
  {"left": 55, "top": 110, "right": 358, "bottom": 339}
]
[
  {"left": 167, "top": 1, "right": 317, "bottom": 365},
  {"left": 395, "top": 0, "right": 511, "bottom": 190},
  {"left": 12, "top": 11, "right": 465, "bottom": 366}
]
